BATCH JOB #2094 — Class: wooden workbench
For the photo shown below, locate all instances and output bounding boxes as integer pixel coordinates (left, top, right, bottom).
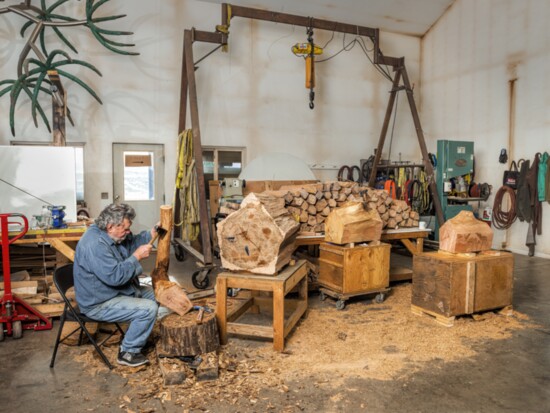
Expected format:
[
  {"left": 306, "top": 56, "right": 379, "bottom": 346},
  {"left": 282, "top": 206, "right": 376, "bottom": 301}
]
[
  {"left": 297, "top": 228, "right": 430, "bottom": 253},
  {"left": 216, "top": 260, "right": 308, "bottom": 351},
  {"left": 10, "top": 226, "right": 87, "bottom": 262},
  {"left": 296, "top": 228, "right": 431, "bottom": 282}
]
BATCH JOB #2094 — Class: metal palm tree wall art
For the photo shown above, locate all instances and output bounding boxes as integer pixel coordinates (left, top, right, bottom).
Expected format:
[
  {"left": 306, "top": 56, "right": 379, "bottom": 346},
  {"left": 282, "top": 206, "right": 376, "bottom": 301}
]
[{"left": 0, "top": 0, "right": 138, "bottom": 138}]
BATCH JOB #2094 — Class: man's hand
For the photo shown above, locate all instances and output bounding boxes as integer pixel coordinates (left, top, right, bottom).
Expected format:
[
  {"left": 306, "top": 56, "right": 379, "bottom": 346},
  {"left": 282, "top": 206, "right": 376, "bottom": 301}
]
[
  {"left": 151, "top": 221, "right": 161, "bottom": 239},
  {"left": 133, "top": 244, "right": 153, "bottom": 261}
]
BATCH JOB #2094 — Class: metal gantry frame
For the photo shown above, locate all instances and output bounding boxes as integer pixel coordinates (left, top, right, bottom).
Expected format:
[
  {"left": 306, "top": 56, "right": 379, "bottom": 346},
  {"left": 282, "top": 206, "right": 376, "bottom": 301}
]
[{"left": 173, "top": 3, "right": 445, "bottom": 272}]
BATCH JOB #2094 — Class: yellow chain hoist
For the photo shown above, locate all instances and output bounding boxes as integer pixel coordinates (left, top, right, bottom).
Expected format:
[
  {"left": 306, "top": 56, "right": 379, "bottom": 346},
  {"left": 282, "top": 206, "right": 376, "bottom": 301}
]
[
  {"left": 292, "top": 23, "right": 323, "bottom": 109},
  {"left": 291, "top": 43, "right": 323, "bottom": 88}
]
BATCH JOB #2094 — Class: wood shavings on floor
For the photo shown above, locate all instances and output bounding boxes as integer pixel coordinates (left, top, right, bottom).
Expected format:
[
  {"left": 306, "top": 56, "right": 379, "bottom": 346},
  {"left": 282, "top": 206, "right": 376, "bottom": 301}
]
[{"left": 70, "top": 283, "right": 537, "bottom": 411}]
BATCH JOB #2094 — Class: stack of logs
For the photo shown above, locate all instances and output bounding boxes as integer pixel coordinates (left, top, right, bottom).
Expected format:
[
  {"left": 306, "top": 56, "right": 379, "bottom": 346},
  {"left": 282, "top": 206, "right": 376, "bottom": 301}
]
[{"left": 221, "top": 182, "right": 420, "bottom": 233}]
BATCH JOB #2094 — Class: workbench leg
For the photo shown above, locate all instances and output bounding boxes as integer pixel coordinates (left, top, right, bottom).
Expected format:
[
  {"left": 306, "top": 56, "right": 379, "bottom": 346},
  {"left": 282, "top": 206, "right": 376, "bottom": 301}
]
[
  {"left": 216, "top": 276, "right": 228, "bottom": 345},
  {"left": 417, "top": 237, "right": 424, "bottom": 253},
  {"left": 299, "top": 276, "right": 308, "bottom": 307},
  {"left": 273, "top": 284, "right": 285, "bottom": 352},
  {"left": 401, "top": 238, "right": 420, "bottom": 255}
]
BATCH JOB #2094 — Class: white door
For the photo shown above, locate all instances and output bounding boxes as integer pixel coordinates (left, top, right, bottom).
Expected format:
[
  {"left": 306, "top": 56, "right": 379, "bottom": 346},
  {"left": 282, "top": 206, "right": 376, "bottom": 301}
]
[{"left": 113, "top": 143, "right": 165, "bottom": 233}]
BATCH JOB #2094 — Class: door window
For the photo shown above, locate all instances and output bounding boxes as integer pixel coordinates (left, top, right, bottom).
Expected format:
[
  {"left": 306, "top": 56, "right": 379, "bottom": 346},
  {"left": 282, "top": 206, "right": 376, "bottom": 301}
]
[{"left": 123, "top": 151, "right": 154, "bottom": 201}]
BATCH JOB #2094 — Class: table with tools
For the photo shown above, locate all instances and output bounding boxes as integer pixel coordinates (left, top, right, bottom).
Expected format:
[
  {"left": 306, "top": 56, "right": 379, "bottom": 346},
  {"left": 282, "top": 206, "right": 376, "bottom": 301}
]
[{"left": 10, "top": 225, "right": 87, "bottom": 262}]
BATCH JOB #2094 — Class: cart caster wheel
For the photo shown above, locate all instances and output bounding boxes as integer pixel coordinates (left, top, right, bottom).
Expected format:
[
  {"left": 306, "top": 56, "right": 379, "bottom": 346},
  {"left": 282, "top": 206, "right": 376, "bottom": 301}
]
[
  {"left": 227, "top": 288, "right": 241, "bottom": 297},
  {"left": 374, "top": 293, "right": 386, "bottom": 304},
  {"left": 0, "top": 323, "right": 4, "bottom": 342},
  {"left": 319, "top": 291, "right": 326, "bottom": 301},
  {"left": 335, "top": 300, "right": 346, "bottom": 310},
  {"left": 192, "top": 269, "right": 210, "bottom": 290},
  {"left": 174, "top": 244, "right": 186, "bottom": 262},
  {"left": 12, "top": 321, "right": 22, "bottom": 339}
]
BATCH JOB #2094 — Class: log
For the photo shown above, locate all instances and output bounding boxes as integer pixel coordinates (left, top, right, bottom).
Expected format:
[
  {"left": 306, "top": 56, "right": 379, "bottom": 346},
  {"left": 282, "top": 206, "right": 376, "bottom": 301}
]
[
  {"left": 316, "top": 199, "right": 328, "bottom": 212},
  {"left": 291, "top": 197, "right": 304, "bottom": 207},
  {"left": 217, "top": 193, "right": 299, "bottom": 274},
  {"left": 158, "top": 312, "right": 219, "bottom": 357},
  {"left": 151, "top": 205, "right": 192, "bottom": 316},
  {"left": 439, "top": 210, "right": 494, "bottom": 253},
  {"left": 196, "top": 351, "right": 219, "bottom": 381},
  {"left": 325, "top": 202, "right": 383, "bottom": 244}
]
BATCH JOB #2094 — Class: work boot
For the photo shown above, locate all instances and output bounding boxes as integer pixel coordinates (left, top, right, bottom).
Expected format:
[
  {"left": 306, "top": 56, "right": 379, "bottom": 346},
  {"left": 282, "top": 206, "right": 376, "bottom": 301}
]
[{"left": 117, "top": 350, "right": 149, "bottom": 367}]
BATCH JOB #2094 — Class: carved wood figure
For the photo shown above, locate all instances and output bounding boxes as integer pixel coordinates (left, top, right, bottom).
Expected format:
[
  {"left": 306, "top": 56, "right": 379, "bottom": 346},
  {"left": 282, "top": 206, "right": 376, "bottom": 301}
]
[{"left": 151, "top": 205, "right": 192, "bottom": 315}]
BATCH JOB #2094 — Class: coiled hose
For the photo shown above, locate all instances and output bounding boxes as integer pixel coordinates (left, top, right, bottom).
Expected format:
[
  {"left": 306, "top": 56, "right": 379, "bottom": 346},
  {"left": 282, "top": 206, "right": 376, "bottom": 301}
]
[{"left": 492, "top": 185, "right": 517, "bottom": 229}]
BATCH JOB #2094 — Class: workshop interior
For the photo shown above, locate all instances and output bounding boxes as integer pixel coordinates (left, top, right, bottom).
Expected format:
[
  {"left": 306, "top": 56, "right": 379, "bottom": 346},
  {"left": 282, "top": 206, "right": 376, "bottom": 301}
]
[{"left": 0, "top": 1, "right": 549, "bottom": 412}]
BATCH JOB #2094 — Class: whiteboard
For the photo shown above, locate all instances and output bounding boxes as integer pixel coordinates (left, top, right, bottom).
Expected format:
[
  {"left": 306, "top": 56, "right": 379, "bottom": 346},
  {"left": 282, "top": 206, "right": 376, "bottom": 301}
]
[{"left": 0, "top": 146, "right": 77, "bottom": 225}]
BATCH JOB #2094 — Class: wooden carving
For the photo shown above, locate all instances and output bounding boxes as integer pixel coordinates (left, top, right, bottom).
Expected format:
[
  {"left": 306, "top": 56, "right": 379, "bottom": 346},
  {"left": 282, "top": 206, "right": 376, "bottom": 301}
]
[
  {"left": 151, "top": 205, "right": 192, "bottom": 315},
  {"left": 324, "top": 202, "right": 383, "bottom": 244},
  {"left": 439, "top": 210, "right": 494, "bottom": 253},
  {"left": 217, "top": 192, "right": 299, "bottom": 275}
]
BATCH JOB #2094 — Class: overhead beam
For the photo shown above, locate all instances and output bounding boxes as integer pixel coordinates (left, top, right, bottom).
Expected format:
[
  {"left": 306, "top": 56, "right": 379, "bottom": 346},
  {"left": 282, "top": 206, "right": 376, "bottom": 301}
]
[
  {"left": 227, "top": 4, "right": 377, "bottom": 39},
  {"left": 192, "top": 29, "right": 227, "bottom": 45}
]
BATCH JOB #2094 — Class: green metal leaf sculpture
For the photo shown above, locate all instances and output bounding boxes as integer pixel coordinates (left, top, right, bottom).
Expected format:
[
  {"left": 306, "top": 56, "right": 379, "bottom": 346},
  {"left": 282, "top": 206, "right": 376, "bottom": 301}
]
[{"left": 0, "top": 0, "right": 139, "bottom": 136}]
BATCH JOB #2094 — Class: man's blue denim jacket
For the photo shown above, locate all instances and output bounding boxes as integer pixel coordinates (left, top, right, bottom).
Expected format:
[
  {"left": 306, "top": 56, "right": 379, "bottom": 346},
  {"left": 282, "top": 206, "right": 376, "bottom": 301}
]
[{"left": 73, "top": 224, "right": 151, "bottom": 313}]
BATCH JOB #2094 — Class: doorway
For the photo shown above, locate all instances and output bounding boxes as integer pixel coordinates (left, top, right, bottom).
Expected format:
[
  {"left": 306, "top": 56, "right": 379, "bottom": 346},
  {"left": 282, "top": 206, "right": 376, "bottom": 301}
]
[{"left": 113, "top": 143, "right": 165, "bottom": 233}]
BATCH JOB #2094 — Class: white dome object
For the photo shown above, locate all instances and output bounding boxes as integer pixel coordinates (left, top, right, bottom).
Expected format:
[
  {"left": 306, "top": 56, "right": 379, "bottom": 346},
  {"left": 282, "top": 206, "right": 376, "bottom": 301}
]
[{"left": 239, "top": 152, "right": 316, "bottom": 181}]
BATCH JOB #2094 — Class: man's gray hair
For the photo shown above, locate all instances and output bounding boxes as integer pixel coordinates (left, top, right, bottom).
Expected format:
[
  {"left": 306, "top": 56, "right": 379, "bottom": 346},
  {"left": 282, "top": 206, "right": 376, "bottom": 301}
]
[{"left": 95, "top": 203, "right": 136, "bottom": 230}]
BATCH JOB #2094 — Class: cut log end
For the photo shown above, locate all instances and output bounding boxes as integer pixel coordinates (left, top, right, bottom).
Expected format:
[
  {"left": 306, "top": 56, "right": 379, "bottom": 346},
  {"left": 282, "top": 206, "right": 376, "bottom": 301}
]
[{"left": 154, "top": 280, "right": 192, "bottom": 316}]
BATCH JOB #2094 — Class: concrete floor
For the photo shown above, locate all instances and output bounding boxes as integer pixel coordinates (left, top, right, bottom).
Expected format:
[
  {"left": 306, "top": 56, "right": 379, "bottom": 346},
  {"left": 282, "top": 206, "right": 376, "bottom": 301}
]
[{"left": 0, "top": 251, "right": 549, "bottom": 413}]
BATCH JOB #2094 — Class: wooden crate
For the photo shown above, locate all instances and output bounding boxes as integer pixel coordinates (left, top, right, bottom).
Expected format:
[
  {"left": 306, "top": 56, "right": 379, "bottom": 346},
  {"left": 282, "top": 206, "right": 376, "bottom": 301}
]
[
  {"left": 318, "top": 242, "right": 391, "bottom": 295},
  {"left": 412, "top": 250, "right": 513, "bottom": 324}
]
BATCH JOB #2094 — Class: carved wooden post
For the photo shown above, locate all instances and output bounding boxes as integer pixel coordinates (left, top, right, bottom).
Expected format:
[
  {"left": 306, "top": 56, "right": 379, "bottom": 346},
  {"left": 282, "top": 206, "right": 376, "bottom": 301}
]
[{"left": 151, "top": 205, "right": 192, "bottom": 315}]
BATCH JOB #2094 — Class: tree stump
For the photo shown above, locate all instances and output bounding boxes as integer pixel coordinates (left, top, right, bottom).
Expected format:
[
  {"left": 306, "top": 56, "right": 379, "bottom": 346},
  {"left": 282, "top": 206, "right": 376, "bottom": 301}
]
[{"left": 158, "top": 312, "right": 219, "bottom": 357}]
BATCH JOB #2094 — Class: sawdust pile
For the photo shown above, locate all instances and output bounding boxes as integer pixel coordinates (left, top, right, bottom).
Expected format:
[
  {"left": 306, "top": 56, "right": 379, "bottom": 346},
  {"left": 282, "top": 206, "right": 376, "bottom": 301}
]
[{"left": 72, "top": 283, "right": 537, "bottom": 412}]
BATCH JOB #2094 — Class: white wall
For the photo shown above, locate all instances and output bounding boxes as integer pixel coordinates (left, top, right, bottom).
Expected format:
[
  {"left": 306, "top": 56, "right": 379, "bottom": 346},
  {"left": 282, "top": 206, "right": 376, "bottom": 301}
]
[
  {"left": 421, "top": 0, "right": 550, "bottom": 257},
  {"left": 0, "top": 1, "right": 421, "bottom": 219}
]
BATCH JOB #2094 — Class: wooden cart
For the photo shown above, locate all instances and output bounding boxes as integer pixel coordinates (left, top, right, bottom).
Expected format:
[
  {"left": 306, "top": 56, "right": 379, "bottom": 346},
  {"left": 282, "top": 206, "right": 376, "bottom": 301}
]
[{"left": 318, "top": 241, "right": 391, "bottom": 309}]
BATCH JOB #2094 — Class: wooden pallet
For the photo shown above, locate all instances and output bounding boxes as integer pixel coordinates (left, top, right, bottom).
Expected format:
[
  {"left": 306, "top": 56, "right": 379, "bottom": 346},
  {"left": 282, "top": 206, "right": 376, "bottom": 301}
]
[
  {"left": 411, "top": 304, "right": 455, "bottom": 327},
  {"left": 411, "top": 304, "right": 514, "bottom": 327}
]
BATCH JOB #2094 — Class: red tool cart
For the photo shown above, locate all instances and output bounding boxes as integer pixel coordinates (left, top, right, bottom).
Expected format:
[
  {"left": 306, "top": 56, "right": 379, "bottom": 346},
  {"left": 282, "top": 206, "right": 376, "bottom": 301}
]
[{"left": 0, "top": 213, "right": 52, "bottom": 340}]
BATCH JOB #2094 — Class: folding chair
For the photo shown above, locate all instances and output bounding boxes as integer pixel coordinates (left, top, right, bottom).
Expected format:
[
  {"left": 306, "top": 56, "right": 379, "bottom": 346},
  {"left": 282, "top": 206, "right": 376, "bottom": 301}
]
[{"left": 49, "top": 263, "right": 125, "bottom": 370}]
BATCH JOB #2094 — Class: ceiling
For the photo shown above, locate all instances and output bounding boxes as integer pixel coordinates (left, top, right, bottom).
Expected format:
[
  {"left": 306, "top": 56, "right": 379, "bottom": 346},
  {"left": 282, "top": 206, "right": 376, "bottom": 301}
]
[{"left": 199, "top": 0, "right": 455, "bottom": 37}]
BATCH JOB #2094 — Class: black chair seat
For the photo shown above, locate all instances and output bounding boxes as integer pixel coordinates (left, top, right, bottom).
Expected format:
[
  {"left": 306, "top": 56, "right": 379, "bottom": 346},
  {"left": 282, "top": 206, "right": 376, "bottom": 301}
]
[{"left": 50, "top": 264, "right": 125, "bottom": 370}]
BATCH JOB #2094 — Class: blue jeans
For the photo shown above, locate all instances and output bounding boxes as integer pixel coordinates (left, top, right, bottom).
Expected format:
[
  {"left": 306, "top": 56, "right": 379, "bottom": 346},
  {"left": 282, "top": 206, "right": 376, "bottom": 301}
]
[{"left": 84, "top": 285, "right": 161, "bottom": 353}]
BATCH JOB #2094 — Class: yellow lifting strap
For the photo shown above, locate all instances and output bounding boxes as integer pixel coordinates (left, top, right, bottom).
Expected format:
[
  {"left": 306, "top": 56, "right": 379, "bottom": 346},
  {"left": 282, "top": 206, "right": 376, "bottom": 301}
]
[
  {"left": 173, "top": 130, "right": 200, "bottom": 242},
  {"left": 216, "top": 4, "right": 232, "bottom": 52}
]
